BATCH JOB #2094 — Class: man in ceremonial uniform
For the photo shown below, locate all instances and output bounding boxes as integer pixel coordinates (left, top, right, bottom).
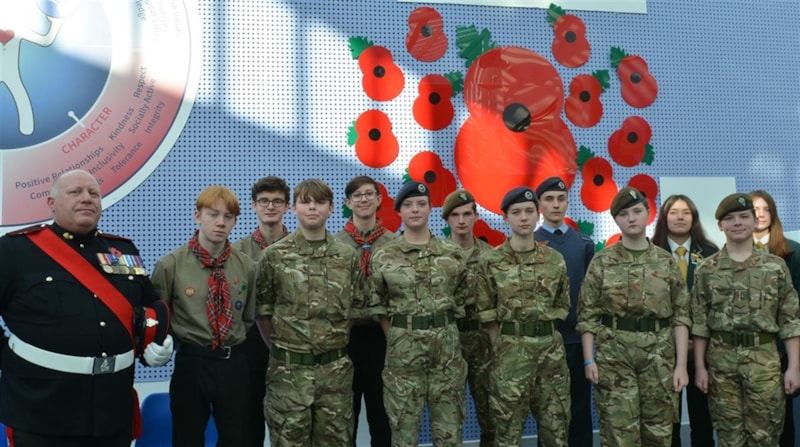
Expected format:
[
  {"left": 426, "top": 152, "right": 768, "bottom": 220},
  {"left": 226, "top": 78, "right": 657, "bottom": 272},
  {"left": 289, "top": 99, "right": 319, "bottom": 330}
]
[
  {"left": 533, "top": 177, "right": 595, "bottom": 447},
  {"left": 152, "top": 185, "right": 257, "bottom": 447},
  {"left": 442, "top": 189, "right": 494, "bottom": 447},
  {"left": 233, "top": 175, "right": 291, "bottom": 447},
  {"left": 335, "top": 175, "right": 395, "bottom": 447},
  {"left": 0, "top": 169, "right": 172, "bottom": 447}
]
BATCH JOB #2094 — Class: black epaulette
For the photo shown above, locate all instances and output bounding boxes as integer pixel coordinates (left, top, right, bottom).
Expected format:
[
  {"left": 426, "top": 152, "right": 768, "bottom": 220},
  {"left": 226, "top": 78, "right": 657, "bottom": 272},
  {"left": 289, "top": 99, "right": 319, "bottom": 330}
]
[
  {"left": 6, "top": 223, "right": 49, "bottom": 236},
  {"left": 96, "top": 230, "right": 133, "bottom": 242}
]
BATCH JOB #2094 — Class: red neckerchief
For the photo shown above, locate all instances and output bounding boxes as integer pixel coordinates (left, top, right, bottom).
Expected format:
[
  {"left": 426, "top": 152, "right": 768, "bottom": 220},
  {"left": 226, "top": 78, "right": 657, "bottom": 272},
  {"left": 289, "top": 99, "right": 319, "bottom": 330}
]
[
  {"left": 188, "top": 230, "right": 232, "bottom": 349},
  {"left": 251, "top": 224, "right": 289, "bottom": 249},
  {"left": 343, "top": 218, "right": 387, "bottom": 275}
]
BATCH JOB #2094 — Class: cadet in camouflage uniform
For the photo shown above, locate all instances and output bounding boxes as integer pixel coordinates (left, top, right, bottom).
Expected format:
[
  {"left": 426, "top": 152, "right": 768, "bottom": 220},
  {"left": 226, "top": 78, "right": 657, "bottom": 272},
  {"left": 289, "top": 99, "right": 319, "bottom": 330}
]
[
  {"left": 442, "top": 189, "right": 494, "bottom": 447},
  {"left": 692, "top": 193, "right": 800, "bottom": 446},
  {"left": 256, "top": 179, "right": 361, "bottom": 446},
  {"left": 368, "top": 181, "right": 468, "bottom": 447},
  {"left": 476, "top": 186, "right": 571, "bottom": 447},
  {"left": 577, "top": 187, "right": 690, "bottom": 447}
]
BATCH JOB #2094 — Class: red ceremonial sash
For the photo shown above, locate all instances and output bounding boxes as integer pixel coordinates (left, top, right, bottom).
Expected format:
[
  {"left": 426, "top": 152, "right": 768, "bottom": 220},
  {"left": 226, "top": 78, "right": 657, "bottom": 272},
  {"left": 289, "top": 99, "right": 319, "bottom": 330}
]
[{"left": 27, "top": 230, "right": 135, "bottom": 345}]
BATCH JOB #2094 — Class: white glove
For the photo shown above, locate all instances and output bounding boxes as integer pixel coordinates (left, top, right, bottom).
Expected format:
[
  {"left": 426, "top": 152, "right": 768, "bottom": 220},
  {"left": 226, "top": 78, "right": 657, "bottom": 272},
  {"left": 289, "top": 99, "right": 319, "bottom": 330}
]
[{"left": 143, "top": 334, "right": 174, "bottom": 367}]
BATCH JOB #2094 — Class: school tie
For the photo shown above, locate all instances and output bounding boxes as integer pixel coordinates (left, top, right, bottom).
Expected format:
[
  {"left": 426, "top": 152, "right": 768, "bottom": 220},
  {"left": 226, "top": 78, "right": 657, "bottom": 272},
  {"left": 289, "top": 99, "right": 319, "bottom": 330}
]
[
  {"left": 675, "top": 246, "right": 688, "bottom": 282},
  {"left": 756, "top": 241, "right": 765, "bottom": 250},
  {"left": 554, "top": 229, "right": 563, "bottom": 235}
]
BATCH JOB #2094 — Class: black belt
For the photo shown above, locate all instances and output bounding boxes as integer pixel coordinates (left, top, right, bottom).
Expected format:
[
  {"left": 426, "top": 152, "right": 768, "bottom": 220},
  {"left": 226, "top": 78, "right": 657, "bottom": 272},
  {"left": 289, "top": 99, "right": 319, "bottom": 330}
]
[
  {"left": 601, "top": 315, "right": 669, "bottom": 332},
  {"left": 391, "top": 310, "right": 455, "bottom": 330},
  {"left": 712, "top": 331, "right": 773, "bottom": 347},
  {"left": 178, "top": 343, "right": 238, "bottom": 360},
  {"left": 271, "top": 346, "right": 347, "bottom": 366},
  {"left": 500, "top": 320, "right": 554, "bottom": 337},
  {"left": 456, "top": 318, "right": 482, "bottom": 332}
]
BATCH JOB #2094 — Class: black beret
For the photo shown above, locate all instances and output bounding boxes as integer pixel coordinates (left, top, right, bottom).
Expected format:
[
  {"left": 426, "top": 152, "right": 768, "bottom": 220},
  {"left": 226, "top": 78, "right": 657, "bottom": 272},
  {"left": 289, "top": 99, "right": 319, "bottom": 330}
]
[
  {"left": 610, "top": 187, "right": 647, "bottom": 217},
  {"left": 534, "top": 176, "right": 568, "bottom": 198},
  {"left": 715, "top": 193, "right": 754, "bottom": 220},
  {"left": 441, "top": 189, "right": 475, "bottom": 220},
  {"left": 393, "top": 181, "right": 429, "bottom": 211},
  {"left": 500, "top": 186, "right": 538, "bottom": 213}
]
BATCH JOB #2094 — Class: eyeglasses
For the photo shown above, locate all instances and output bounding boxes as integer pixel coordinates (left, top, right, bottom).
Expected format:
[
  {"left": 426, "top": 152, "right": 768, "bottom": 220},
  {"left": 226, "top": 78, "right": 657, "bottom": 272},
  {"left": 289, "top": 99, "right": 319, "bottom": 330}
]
[
  {"left": 349, "top": 191, "right": 378, "bottom": 201},
  {"left": 256, "top": 198, "right": 286, "bottom": 207}
]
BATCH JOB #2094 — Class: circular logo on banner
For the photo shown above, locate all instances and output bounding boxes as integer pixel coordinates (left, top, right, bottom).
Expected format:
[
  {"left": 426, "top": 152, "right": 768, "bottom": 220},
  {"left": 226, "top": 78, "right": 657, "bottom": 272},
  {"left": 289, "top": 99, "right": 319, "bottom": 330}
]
[{"left": 0, "top": 0, "right": 200, "bottom": 233}]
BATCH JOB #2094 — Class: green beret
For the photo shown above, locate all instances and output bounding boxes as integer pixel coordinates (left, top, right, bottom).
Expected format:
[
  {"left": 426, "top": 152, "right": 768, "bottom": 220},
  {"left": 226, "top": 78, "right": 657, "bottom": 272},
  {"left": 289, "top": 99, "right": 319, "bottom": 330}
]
[
  {"left": 393, "top": 181, "right": 429, "bottom": 211},
  {"left": 610, "top": 187, "right": 647, "bottom": 217},
  {"left": 534, "top": 176, "right": 568, "bottom": 198},
  {"left": 500, "top": 186, "right": 538, "bottom": 213},
  {"left": 441, "top": 189, "right": 475, "bottom": 220},
  {"left": 715, "top": 193, "right": 754, "bottom": 220}
]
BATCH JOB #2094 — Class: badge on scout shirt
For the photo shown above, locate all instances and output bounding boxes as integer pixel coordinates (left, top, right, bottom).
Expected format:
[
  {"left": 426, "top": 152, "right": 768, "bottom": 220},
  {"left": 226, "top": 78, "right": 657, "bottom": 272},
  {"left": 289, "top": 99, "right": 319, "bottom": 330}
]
[
  {"left": 185, "top": 287, "right": 196, "bottom": 297},
  {"left": 235, "top": 300, "right": 243, "bottom": 311}
]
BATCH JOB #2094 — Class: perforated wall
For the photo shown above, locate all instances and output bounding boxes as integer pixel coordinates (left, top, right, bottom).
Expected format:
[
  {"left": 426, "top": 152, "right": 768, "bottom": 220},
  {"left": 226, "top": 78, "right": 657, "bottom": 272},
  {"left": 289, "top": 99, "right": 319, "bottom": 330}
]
[{"left": 94, "top": 0, "right": 800, "bottom": 442}]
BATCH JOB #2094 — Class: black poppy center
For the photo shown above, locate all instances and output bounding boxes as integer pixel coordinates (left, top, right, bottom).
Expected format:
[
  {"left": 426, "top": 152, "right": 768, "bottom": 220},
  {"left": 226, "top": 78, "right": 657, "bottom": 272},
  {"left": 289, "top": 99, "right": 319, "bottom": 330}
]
[
  {"left": 368, "top": 128, "right": 381, "bottom": 141},
  {"left": 565, "top": 31, "right": 576, "bottom": 43},
  {"left": 630, "top": 72, "right": 641, "bottom": 84},
  {"left": 373, "top": 65, "right": 386, "bottom": 78},
  {"left": 421, "top": 25, "right": 433, "bottom": 37},
  {"left": 579, "top": 90, "right": 591, "bottom": 102},
  {"left": 626, "top": 132, "right": 638, "bottom": 144},
  {"left": 503, "top": 103, "right": 531, "bottom": 132},
  {"left": 424, "top": 171, "right": 436, "bottom": 183},
  {"left": 429, "top": 92, "right": 441, "bottom": 105},
  {"left": 593, "top": 174, "right": 604, "bottom": 186}
]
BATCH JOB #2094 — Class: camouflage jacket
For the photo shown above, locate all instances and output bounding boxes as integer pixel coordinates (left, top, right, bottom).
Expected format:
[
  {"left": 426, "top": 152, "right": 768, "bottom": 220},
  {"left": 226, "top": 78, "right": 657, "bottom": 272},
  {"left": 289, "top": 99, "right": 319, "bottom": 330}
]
[
  {"left": 691, "top": 245, "right": 800, "bottom": 340},
  {"left": 459, "top": 237, "right": 492, "bottom": 320},
  {"left": 367, "top": 233, "right": 467, "bottom": 318},
  {"left": 476, "top": 239, "right": 570, "bottom": 324},
  {"left": 256, "top": 230, "right": 360, "bottom": 353},
  {"left": 576, "top": 240, "right": 691, "bottom": 335}
]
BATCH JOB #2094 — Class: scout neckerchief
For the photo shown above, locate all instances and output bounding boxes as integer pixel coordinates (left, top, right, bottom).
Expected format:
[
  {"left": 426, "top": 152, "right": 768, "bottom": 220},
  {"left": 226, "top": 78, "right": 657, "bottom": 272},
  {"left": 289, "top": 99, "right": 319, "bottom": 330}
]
[
  {"left": 27, "top": 229, "right": 134, "bottom": 345},
  {"left": 251, "top": 224, "right": 289, "bottom": 249},
  {"left": 343, "top": 217, "right": 387, "bottom": 275},
  {"left": 188, "top": 230, "right": 233, "bottom": 349}
]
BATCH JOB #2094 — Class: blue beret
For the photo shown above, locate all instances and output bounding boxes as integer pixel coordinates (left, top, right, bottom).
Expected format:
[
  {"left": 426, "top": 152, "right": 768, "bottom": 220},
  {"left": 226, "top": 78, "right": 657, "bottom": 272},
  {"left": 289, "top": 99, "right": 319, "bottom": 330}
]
[
  {"left": 534, "top": 177, "right": 568, "bottom": 198},
  {"left": 500, "top": 186, "right": 538, "bottom": 213},
  {"left": 394, "top": 181, "right": 429, "bottom": 211}
]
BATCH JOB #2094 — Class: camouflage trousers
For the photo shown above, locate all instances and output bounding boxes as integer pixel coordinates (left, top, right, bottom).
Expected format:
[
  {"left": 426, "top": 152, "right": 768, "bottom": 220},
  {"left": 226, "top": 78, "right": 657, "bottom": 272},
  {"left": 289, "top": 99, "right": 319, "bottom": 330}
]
[
  {"left": 594, "top": 327, "right": 679, "bottom": 447},
  {"left": 383, "top": 324, "right": 467, "bottom": 447},
  {"left": 459, "top": 327, "right": 494, "bottom": 447},
  {"left": 490, "top": 332, "right": 571, "bottom": 447},
  {"left": 707, "top": 339, "right": 784, "bottom": 447},
  {"left": 265, "top": 354, "right": 354, "bottom": 446}
]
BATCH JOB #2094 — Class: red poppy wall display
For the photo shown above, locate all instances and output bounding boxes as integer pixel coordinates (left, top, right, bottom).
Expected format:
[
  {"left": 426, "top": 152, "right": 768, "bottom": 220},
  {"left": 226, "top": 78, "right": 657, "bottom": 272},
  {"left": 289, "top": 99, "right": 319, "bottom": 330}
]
[{"left": 345, "top": 3, "right": 660, "bottom": 249}]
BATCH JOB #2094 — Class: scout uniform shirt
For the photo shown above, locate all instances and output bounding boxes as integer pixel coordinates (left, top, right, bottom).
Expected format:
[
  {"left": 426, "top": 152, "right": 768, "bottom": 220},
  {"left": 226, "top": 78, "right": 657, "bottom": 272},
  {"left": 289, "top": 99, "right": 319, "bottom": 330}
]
[{"left": 152, "top": 245, "right": 256, "bottom": 347}]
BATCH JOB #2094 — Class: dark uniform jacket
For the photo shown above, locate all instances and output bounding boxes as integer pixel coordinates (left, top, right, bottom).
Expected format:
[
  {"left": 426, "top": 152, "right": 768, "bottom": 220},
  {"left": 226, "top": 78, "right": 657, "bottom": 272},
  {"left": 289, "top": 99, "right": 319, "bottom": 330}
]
[{"left": 0, "top": 224, "right": 159, "bottom": 436}]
